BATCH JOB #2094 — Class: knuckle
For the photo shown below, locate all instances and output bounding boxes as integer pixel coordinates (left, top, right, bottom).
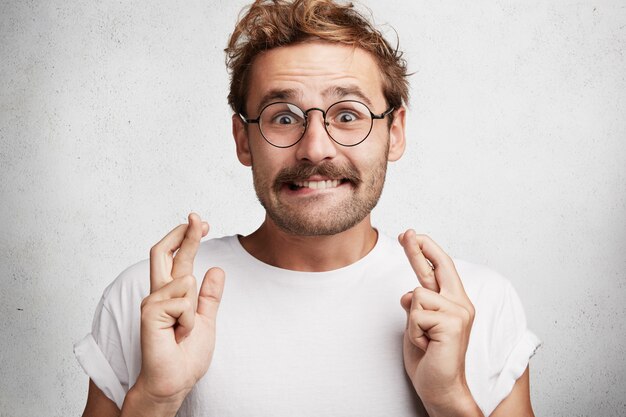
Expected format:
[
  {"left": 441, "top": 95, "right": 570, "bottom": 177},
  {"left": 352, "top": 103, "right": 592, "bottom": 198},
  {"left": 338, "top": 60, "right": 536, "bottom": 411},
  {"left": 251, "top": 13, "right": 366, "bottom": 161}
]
[
  {"left": 401, "top": 291, "right": 413, "bottom": 305},
  {"left": 449, "top": 315, "right": 465, "bottom": 334},
  {"left": 450, "top": 310, "right": 471, "bottom": 335},
  {"left": 140, "top": 295, "right": 153, "bottom": 311},
  {"left": 180, "top": 297, "right": 193, "bottom": 312},
  {"left": 459, "top": 307, "right": 472, "bottom": 324},
  {"left": 424, "top": 269, "right": 436, "bottom": 280},
  {"left": 466, "top": 303, "right": 476, "bottom": 320},
  {"left": 408, "top": 325, "right": 424, "bottom": 343},
  {"left": 181, "top": 274, "right": 197, "bottom": 290},
  {"left": 413, "top": 286, "right": 428, "bottom": 299},
  {"left": 140, "top": 302, "right": 156, "bottom": 320}
]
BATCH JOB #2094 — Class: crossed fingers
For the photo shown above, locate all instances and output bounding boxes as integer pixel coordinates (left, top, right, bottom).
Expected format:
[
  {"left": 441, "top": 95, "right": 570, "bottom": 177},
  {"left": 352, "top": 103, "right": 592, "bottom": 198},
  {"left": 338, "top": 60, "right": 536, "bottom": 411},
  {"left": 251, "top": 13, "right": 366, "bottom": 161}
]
[
  {"left": 398, "top": 229, "right": 467, "bottom": 301},
  {"left": 398, "top": 229, "right": 474, "bottom": 351},
  {"left": 145, "top": 213, "right": 208, "bottom": 341},
  {"left": 149, "top": 213, "right": 208, "bottom": 292}
]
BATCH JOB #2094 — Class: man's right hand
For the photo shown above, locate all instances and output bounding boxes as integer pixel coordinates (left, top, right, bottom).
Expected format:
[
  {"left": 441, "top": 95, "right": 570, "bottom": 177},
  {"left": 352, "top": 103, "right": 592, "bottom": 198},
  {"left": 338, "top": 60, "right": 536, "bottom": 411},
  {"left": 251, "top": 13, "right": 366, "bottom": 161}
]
[{"left": 121, "top": 213, "right": 225, "bottom": 417}]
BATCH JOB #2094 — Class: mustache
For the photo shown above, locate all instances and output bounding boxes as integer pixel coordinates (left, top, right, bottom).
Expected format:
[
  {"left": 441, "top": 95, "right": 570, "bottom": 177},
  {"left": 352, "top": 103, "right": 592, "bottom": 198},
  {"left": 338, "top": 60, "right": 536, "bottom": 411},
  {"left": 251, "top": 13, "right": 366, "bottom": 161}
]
[{"left": 273, "top": 161, "right": 362, "bottom": 189}]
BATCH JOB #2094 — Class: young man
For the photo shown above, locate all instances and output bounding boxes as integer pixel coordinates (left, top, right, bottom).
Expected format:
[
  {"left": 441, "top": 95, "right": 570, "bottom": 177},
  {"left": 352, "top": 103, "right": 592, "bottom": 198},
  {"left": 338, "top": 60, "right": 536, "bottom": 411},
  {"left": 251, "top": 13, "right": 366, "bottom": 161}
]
[{"left": 75, "top": 1, "right": 540, "bottom": 416}]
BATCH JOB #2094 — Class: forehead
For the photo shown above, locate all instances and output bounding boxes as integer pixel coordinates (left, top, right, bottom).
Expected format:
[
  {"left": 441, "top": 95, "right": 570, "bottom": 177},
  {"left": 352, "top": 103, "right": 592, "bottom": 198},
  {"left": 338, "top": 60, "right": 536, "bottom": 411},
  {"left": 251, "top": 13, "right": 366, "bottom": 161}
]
[{"left": 246, "top": 41, "right": 385, "bottom": 113}]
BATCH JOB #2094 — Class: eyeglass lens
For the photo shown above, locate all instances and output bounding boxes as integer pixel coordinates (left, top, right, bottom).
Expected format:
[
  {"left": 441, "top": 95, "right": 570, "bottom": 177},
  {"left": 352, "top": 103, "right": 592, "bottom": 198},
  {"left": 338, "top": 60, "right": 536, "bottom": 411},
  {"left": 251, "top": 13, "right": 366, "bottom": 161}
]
[{"left": 258, "top": 101, "right": 374, "bottom": 147}]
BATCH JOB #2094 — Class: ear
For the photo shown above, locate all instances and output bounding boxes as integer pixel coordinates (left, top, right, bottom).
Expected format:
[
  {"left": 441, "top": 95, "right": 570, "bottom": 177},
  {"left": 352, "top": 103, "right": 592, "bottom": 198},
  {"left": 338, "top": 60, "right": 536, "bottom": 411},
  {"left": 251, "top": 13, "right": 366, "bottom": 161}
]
[
  {"left": 232, "top": 114, "right": 252, "bottom": 166},
  {"left": 387, "top": 106, "right": 406, "bottom": 162}
]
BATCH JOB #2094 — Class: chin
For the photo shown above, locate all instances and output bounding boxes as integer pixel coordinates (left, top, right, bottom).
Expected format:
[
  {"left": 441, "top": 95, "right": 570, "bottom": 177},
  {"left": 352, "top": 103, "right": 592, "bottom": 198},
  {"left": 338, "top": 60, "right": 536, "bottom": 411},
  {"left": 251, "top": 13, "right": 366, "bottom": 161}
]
[{"left": 266, "top": 203, "right": 372, "bottom": 237}]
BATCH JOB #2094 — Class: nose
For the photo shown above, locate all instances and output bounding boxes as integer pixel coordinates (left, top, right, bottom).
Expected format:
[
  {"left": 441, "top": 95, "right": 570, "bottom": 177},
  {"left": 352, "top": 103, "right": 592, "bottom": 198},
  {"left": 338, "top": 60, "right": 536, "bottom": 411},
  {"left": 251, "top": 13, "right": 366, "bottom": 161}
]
[{"left": 294, "top": 109, "right": 337, "bottom": 163}]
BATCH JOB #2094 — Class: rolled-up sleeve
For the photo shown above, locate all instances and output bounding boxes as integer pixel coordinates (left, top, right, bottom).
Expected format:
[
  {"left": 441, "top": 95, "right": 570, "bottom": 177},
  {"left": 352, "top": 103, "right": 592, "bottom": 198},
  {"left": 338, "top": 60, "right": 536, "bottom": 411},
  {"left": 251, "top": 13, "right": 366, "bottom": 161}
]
[
  {"left": 483, "top": 281, "right": 541, "bottom": 415},
  {"left": 74, "top": 332, "right": 126, "bottom": 409},
  {"left": 75, "top": 260, "right": 148, "bottom": 409}
]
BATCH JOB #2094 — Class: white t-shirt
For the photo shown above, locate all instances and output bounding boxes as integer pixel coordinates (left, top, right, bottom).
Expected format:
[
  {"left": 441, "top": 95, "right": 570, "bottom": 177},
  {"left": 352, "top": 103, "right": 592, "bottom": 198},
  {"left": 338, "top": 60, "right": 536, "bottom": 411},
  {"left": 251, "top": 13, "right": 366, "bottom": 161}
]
[{"left": 74, "top": 233, "right": 540, "bottom": 416}]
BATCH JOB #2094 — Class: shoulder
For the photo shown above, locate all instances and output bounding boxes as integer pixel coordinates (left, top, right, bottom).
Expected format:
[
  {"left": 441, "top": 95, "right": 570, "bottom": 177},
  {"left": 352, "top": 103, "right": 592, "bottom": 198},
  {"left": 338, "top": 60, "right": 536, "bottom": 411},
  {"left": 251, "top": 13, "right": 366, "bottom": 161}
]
[
  {"left": 453, "top": 259, "right": 515, "bottom": 304},
  {"left": 453, "top": 259, "right": 527, "bottom": 327},
  {"left": 455, "top": 259, "right": 533, "bottom": 352},
  {"left": 195, "top": 234, "right": 240, "bottom": 266},
  {"left": 99, "top": 258, "right": 150, "bottom": 316},
  {"left": 375, "top": 232, "right": 518, "bottom": 302},
  {"left": 101, "top": 235, "right": 240, "bottom": 312}
]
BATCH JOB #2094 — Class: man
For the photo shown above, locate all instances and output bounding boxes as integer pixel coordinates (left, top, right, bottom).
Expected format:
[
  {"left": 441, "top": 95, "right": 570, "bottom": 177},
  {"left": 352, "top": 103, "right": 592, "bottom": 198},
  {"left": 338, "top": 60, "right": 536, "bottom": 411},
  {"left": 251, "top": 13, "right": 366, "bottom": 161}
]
[{"left": 75, "top": 1, "right": 540, "bottom": 416}]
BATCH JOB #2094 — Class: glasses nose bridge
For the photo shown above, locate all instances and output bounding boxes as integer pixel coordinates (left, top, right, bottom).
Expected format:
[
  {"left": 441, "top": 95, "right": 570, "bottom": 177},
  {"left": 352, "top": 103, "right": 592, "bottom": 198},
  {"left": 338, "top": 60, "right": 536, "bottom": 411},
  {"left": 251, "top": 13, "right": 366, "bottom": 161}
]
[{"left": 302, "top": 106, "right": 328, "bottom": 127}]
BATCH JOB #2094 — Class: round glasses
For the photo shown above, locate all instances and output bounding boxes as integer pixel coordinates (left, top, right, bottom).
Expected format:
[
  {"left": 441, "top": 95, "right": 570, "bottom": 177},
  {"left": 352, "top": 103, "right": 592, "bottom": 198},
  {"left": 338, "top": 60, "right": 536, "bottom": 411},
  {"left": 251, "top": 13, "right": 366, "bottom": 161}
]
[{"left": 239, "top": 100, "right": 394, "bottom": 148}]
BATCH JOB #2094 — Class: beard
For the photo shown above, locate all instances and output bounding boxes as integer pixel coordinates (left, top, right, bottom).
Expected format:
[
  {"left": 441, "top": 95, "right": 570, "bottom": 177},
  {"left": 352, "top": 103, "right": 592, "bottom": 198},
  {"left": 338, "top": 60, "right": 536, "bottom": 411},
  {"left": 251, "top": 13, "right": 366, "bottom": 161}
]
[{"left": 251, "top": 146, "right": 389, "bottom": 236}]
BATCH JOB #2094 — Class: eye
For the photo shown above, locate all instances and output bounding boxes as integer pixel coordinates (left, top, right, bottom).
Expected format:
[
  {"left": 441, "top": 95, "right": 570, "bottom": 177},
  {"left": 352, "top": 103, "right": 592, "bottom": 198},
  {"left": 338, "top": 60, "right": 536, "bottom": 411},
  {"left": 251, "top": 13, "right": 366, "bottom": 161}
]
[
  {"left": 270, "top": 112, "right": 301, "bottom": 125},
  {"left": 328, "top": 102, "right": 369, "bottom": 125},
  {"left": 337, "top": 112, "right": 358, "bottom": 123}
]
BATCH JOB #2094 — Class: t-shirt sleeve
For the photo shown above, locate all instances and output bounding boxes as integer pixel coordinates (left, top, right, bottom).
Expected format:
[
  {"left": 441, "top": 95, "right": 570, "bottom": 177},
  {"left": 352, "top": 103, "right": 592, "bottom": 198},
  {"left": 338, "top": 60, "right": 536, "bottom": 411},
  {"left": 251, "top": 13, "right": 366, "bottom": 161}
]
[
  {"left": 74, "top": 288, "right": 131, "bottom": 410},
  {"left": 75, "top": 259, "right": 149, "bottom": 408},
  {"left": 476, "top": 279, "right": 541, "bottom": 416}
]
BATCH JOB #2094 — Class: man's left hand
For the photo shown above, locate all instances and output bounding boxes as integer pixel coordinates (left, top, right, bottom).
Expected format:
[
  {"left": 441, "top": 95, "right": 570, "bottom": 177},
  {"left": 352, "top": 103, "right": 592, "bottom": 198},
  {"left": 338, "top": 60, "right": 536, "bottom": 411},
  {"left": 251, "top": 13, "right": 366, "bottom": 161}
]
[{"left": 399, "top": 230, "right": 483, "bottom": 417}]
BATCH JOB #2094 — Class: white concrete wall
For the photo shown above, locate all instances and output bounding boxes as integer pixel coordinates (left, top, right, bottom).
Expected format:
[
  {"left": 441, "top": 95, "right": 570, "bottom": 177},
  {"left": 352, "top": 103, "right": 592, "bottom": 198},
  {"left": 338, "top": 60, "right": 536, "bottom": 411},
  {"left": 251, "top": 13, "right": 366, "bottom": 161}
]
[{"left": 1, "top": 1, "right": 625, "bottom": 415}]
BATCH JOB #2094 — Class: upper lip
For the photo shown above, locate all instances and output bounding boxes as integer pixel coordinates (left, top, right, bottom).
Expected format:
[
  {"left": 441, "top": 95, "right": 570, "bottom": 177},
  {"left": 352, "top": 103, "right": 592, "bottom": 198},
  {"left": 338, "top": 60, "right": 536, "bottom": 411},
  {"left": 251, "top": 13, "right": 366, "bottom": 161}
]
[
  {"left": 290, "top": 176, "right": 341, "bottom": 182},
  {"left": 273, "top": 161, "right": 361, "bottom": 191}
]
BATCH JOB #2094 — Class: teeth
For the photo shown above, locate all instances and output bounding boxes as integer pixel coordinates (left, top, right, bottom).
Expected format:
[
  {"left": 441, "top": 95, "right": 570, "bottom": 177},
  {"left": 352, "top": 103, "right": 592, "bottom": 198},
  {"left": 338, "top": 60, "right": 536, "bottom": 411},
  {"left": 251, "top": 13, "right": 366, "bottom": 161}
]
[{"left": 293, "top": 180, "right": 340, "bottom": 189}]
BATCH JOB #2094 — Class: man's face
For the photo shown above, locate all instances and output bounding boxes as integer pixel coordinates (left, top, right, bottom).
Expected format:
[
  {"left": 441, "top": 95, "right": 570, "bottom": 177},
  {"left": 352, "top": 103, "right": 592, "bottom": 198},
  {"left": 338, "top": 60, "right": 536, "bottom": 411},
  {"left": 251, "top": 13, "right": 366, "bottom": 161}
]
[{"left": 233, "top": 42, "right": 405, "bottom": 236}]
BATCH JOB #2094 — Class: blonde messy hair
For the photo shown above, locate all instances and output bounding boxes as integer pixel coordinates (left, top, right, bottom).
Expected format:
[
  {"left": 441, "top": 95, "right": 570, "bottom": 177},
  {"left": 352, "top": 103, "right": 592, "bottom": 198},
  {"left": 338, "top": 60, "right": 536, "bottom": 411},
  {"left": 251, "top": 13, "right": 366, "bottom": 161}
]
[{"left": 225, "top": 0, "right": 409, "bottom": 118}]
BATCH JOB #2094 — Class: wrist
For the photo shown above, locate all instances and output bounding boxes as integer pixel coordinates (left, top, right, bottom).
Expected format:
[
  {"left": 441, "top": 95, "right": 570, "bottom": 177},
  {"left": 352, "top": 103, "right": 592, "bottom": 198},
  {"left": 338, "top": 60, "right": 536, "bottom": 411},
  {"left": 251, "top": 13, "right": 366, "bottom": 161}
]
[
  {"left": 422, "top": 385, "right": 483, "bottom": 417},
  {"left": 121, "top": 379, "right": 188, "bottom": 417}
]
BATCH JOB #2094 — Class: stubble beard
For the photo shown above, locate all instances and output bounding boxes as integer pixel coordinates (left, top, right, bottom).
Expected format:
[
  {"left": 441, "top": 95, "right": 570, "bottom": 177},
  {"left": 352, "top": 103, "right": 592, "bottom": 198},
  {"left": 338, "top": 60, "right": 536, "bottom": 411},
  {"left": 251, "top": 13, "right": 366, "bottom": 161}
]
[{"left": 252, "top": 147, "right": 389, "bottom": 237}]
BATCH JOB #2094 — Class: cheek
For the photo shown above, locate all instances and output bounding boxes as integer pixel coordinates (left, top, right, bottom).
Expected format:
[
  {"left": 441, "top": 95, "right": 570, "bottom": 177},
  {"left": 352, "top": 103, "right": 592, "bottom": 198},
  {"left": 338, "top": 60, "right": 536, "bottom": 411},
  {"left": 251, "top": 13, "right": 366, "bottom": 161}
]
[
  {"left": 250, "top": 148, "right": 292, "bottom": 181},
  {"left": 248, "top": 138, "right": 272, "bottom": 168},
  {"left": 351, "top": 141, "right": 389, "bottom": 167}
]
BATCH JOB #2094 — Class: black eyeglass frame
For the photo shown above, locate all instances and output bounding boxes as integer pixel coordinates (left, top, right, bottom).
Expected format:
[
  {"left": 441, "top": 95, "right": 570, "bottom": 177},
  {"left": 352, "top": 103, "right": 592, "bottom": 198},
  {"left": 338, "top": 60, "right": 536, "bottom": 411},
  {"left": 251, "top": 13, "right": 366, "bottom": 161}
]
[{"left": 238, "top": 100, "right": 395, "bottom": 148}]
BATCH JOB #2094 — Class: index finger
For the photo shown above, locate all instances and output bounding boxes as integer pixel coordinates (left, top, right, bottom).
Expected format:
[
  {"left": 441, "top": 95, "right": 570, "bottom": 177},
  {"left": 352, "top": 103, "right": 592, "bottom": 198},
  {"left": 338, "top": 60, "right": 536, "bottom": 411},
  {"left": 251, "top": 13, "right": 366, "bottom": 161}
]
[
  {"left": 170, "top": 213, "right": 206, "bottom": 279},
  {"left": 149, "top": 213, "right": 208, "bottom": 292},
  {"left": 412, "top": 233, "right": 467, "bottom": 301},
  {"left": 150, "top": 223, "right": 187, "bottom": 292},
  {"left": 399, "top": 230, "right": 466, "bottom": 300},
  {"left": 399, "top": 230, "right": 439, "bottom": 292}
]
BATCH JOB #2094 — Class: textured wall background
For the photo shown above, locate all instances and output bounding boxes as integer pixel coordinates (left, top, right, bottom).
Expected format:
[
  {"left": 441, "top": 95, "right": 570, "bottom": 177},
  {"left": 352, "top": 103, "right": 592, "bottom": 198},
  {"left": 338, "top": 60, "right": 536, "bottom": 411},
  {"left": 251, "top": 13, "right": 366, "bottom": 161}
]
[{"left": 1, "top": 1, "right": 625, "bottom": 416}]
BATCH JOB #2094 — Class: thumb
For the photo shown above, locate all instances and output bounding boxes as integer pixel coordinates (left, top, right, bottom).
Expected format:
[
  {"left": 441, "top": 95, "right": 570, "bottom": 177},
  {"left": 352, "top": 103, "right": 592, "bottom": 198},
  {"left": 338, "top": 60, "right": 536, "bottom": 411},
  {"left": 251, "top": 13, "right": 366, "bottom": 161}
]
[
  {"left": 401, "top": 291, "right": 429, "bottom": 352},
  {"left": 400, "top": 291, "right": 413, "bottom": 314},
  {"left": 197, "top": 267, "right": 225, "bottom": 321}
]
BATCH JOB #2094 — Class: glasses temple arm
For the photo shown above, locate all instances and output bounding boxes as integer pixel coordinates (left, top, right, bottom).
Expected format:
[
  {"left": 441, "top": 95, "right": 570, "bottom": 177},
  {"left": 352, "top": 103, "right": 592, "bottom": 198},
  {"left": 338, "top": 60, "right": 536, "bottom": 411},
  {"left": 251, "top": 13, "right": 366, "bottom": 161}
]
[
  {"left": 238, "top": 113, "right": 260, "bottom": 124},
  {"left": 371, "top": 107, "right": 395, "bottom": 119}
]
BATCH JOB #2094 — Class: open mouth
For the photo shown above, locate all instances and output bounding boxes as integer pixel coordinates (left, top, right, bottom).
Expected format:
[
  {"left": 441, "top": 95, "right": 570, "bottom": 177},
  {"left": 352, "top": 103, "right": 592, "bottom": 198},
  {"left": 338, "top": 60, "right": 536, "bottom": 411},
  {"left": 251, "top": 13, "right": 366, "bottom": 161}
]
[{"left": 287, "top": 179, "right": 351, "bottom": 191}]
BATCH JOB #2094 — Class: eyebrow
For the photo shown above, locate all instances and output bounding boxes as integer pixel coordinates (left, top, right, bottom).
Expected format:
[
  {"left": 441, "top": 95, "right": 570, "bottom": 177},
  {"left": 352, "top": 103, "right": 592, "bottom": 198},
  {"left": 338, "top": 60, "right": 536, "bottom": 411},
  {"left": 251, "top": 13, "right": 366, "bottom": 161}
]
[
  {"left": 256, "top": 88, "right": 301, "bottom": 115},
  {"left": 321, "top": 85, "right": 374, "bottom": 108},
  {"left": 254, "top": 84, "right": 375, "bottom": 115}
]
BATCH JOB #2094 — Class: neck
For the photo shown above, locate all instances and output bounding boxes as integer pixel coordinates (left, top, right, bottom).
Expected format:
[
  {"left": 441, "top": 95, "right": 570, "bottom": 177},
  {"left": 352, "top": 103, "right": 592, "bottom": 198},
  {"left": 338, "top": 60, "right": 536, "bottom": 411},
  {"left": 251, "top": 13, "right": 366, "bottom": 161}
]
[{"left": 239, "top": 215, "right": 378, "bottom": 272}]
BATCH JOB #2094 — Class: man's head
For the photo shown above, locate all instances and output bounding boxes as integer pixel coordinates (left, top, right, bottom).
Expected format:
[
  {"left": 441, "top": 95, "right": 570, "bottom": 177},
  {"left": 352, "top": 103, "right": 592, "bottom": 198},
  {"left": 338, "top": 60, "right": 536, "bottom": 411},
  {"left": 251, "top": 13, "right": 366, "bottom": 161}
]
[
  {"left": 225, "top": 0, "right": 409, "bottom": 119},
  {"left": 226, "top": 0, "right": 409, "bottom": 236}
]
